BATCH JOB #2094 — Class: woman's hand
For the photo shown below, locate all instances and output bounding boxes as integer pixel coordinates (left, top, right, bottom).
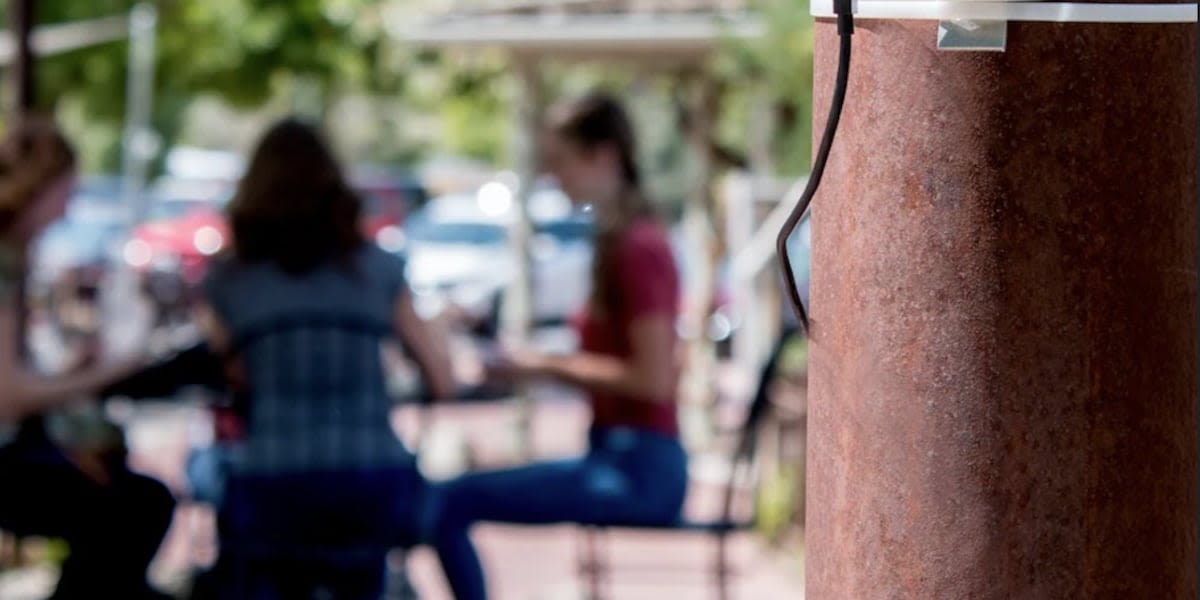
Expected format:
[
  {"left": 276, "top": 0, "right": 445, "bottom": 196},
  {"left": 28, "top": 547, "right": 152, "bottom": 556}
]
[
  {"left": 103, "top": 350, "right": 152, "bottom": 380},
  {"left": 482, "top": 346, "right": 549, "bottom": 383}
]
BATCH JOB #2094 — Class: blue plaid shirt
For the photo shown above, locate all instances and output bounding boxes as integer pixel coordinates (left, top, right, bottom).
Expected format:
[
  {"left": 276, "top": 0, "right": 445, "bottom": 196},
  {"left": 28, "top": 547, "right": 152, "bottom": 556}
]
[{"left": 203, "top": 245, "right": 416, "bottom": 476}]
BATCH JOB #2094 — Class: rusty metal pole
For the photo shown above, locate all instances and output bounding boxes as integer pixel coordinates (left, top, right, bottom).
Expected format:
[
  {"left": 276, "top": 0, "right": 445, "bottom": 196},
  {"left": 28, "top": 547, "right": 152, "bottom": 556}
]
[
  {"left": 4, "top": 1, "right": 34, "bottom": 557},
  {"left": 7, "top": 0, "right": 34, "bottom": 366},
  {"left": 806, "top": 18, "right": 1197, "bottom": 599},
  {"left": 6, "top": 0, "right": 35, "bottom": 113},
  {"left": 1195, "top": 31, "right": 1200, "bottom": 590}
]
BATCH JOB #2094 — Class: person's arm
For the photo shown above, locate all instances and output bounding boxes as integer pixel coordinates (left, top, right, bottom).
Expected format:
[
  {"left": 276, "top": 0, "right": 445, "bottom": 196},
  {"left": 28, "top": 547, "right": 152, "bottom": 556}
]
[
  {"left": 0, "top": 302, "right": 145, "bottom": 421},
  {"left": 394, "top": 291, "right": 456, "bottom": 402},
  {"left": 516, "top": 315, "right": 678, "bottom": 402},
  {"left": 493, "top": 222, "right": 680, "bottom": 403},
  {"left": 99, "top": 341, "right": 228, "bottom": 400},
  {"left": 194, "top": 302, "right": 232, "bottom": 355}
]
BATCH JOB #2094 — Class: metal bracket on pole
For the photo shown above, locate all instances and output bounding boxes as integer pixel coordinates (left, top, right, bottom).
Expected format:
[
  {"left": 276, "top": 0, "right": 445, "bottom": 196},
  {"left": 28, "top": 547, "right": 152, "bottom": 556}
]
[
  {"left": 815, "top": 0, "right": 1198, "bottom": 39},
  {"left": 937, "top": 19, "right": 1007, "bottom": 51}
]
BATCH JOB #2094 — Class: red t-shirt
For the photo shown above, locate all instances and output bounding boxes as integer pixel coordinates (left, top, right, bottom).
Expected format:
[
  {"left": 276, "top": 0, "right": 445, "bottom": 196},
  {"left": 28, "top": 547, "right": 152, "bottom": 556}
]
[{"left": 576, "top": 219, "right": 680, "bottom": 437}]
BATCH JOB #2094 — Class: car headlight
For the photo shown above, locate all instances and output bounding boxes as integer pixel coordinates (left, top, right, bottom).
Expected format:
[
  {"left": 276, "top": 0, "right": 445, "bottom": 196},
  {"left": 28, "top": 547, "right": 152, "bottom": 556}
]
[
  {"left": 194, "top": 226, "right": 224, "bottom": 256},
  {"left": 706, "top": 308, "right": 739, "bottom": 342},
  {"left": 707, "top": 314, "right": 733, "bottom": 342},
  {"left": 375, "top": 225, "right": 407, "bottom": 253},
  {"left": 123, "top": 239, "right": 153, "bottom": 268}
]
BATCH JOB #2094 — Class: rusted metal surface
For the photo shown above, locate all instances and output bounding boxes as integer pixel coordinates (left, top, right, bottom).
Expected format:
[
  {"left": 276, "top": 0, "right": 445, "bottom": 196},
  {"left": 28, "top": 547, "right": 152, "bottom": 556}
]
[
  {"left": 6, "top": 0, "right": 35, "bottom": 112},
  {"left": 8, "top": 0, "right": 34, "bottom": 361},
  {"left": 806, "top": 19, "right": 1197, "bottom": 599}
]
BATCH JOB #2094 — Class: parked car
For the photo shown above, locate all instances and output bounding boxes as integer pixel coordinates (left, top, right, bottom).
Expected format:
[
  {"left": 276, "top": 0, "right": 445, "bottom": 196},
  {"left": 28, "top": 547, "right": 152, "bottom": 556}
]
[
  {"left": 355, "top": 167, "right": 430, "bottom": 247},
  {"left": 32, "top": 177, "right": 126, "bottom": 288},
  {"left": 120, "top": 178, "right": 232, "bottom": 322},
  {"left": 121, "top": 170, "right": 430, "bottom": 321},
  {"left": 399, "top": 179, "right": 776, "bottom": 351},
  {"left": 399, "top": 185, "right": 593, "bottom": 336},
  {"left": 30, "top": 176, "right": 130, "bottom": 333}
]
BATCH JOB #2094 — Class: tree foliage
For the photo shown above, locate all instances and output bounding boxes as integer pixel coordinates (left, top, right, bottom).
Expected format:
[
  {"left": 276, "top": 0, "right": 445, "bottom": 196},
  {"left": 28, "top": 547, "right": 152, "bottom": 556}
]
[
  {"left": 3, "top": 0, "right": 406, "bottom": 171},
  {"left": 716, "top": 0, "right": 816, "bottom": 175},
  {"left": 1, "top": 0, "right": 815, "bottom": 178}
]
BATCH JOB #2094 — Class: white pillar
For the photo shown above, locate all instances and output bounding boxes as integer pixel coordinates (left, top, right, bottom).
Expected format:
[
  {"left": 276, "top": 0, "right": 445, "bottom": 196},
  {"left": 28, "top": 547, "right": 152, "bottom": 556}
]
[
  {"left": 678, "top": 73, "right": 720, "bottom": 449},
  {"left": 502, "top": 55, "right": 544, "bottom": 461},
  {"left": 723, "top": 172, "right": 760, "bottom": 379},
  {"left": 120, "top": 3, "right": 158, "bottom": 227}
]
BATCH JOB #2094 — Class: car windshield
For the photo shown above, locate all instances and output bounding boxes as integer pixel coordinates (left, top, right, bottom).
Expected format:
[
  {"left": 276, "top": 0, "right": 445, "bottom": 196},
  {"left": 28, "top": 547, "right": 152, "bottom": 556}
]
[
  {"left": 66, "top": 196, "right": 124, "bottom": 224},
  {"left": 359, "top": 183, "right": 426, "bottom": 215},
  {"left": 147, "top": 198, "right": 215, "bottom": 221},
  {"left": 405, "top": 214, "right": 507, "bottom": 246},
  {"left": 361, "top": 189, "right": 406, "bottom": 217},
  {"left": 534, "top": 219, "right": 592, "bottom": 242}
]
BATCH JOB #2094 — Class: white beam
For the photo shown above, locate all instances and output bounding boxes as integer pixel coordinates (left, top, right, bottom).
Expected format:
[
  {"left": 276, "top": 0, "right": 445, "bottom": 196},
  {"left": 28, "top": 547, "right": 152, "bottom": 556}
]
[
  {"left": 389, "top": 12, "right": 763, "bottom": 52},
  {"left": 730, "top": 175, "right": 810, "bottom": 282},
  {"left": 0, "top": 14, "right": 130, "bottom": 65}
]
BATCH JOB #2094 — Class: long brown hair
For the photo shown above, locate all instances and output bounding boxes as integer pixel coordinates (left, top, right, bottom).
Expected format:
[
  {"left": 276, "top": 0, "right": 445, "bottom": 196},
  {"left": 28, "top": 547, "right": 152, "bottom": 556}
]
[
  {"left": 547, "top": 93, "right": 655, "bottom": 317},
  {"left": 228, "top": 118, "right": 363, "bottom": 275},
  {"left": 0, "top": 117, "right": 76, "bottom": 237}
]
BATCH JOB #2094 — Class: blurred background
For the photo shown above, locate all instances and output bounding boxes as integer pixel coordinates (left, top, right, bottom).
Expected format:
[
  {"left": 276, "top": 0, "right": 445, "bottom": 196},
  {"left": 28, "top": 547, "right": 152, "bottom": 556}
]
[{"left": 1, "top": 1, "right": 814, "bottom": 598}]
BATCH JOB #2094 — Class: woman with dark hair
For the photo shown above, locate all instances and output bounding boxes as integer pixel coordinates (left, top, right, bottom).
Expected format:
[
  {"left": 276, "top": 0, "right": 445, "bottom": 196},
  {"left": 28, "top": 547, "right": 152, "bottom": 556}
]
[
  {"left": 193, "top": 118, "right": 455, "bottom": 598},
  {"left": 0, "top": 117, "right": 174, "bottom": 600},
  {"left": 429, "top": 93, "right": 687, "bottom": 600}
]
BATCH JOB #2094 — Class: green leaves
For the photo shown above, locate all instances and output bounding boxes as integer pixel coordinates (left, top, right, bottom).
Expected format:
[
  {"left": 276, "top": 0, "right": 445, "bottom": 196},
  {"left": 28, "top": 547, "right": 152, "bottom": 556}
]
[
  {"left": 156, "top": 0, "right": 387, "bottom": 107},
  {"left": 16, "top": 0, "right": 408, "bottom": 171},
  {"left": 717, "top": 0, "right": 816, "bottom": 173},
  {"left": 12, "top": 0, "right": 816, "bottom": 179}
]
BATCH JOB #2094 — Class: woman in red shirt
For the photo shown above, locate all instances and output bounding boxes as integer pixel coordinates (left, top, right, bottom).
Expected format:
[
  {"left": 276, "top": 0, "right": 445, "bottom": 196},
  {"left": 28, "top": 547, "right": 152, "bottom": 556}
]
[{"left": 428, "top": 93, "right": 687, "bottom": 600}]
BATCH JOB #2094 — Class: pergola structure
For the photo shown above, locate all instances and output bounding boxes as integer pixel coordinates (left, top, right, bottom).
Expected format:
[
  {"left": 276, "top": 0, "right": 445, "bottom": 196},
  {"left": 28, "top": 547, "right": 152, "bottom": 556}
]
[
  {"left": 390, "top": 0, "right": 766, "bottom": 453},
  {"left": 393, "top": 0, "right": 761, "bottom": 63},
  {"left": 0, "top": 14, "right": 131, "bottom": 67}
]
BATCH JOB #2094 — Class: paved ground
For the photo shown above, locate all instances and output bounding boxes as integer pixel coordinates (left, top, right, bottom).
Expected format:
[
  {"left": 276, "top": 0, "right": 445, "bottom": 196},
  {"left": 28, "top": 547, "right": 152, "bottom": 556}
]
[{"left": 0, "top": 379, "right": 804, "bottom": 600}]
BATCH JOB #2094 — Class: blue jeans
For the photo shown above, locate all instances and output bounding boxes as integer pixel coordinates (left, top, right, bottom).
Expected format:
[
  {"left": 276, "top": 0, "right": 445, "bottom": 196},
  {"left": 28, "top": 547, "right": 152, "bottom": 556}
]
[
  {"left": 185, "top": 445, "right": 230, "bottom": 506},
  {"left": 428, "top": 427, "right": 688, "bottom": 600}
]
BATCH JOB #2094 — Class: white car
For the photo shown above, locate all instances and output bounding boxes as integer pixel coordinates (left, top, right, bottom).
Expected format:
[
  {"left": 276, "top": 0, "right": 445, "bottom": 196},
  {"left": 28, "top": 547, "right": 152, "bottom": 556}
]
[{"left": 399, "top": 188, "right": 593, "bottom": 335}]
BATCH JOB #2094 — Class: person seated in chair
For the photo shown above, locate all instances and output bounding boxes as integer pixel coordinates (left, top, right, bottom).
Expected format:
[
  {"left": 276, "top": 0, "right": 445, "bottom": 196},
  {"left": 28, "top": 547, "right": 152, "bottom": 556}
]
[
  {"left": 427, "top": 93, "right": 688, "bottom": 600},
  {"left": 0, "top": 117, "right": 174, "bottom": 600},
  {"left": 189, "top": 118, "right": 456, "bottom": 600}
]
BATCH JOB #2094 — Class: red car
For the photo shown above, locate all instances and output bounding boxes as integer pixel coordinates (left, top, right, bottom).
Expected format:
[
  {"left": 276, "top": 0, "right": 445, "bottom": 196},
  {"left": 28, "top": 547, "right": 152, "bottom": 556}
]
[
  {"left": 121, "top": 179, "right": 232, "bottom": 322},
  {"left": 353, "top": 169, "right": 429, "bottom": 249}
]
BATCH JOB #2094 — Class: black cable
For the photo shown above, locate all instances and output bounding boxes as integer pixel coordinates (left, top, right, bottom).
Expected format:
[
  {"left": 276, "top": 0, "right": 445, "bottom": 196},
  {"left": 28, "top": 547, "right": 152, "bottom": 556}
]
[{"left": 776, "top": 1, "right": 855, "bottom": 336}]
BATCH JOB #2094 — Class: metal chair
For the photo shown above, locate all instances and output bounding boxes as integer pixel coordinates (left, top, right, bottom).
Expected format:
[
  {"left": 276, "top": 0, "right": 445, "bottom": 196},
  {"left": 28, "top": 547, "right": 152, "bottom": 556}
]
[{"left": 576, "top": 327, "right": 798, "bottom": 600}]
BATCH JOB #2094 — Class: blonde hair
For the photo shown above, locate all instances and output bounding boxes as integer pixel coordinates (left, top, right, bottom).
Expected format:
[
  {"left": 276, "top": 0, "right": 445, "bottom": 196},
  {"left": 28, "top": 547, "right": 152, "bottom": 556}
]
[{"left": 0, "top": 117, "right": 76, "bottom": 236}]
